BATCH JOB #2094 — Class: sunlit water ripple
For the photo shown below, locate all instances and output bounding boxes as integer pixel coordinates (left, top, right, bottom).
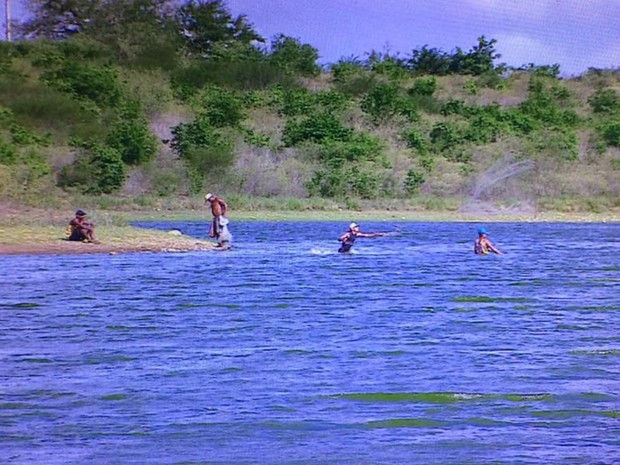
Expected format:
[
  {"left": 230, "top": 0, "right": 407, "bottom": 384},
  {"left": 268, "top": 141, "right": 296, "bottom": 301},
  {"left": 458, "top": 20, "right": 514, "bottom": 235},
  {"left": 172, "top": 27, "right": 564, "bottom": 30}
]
[{"left": 1, "top": 221, "right": 619, "bottom": 464}]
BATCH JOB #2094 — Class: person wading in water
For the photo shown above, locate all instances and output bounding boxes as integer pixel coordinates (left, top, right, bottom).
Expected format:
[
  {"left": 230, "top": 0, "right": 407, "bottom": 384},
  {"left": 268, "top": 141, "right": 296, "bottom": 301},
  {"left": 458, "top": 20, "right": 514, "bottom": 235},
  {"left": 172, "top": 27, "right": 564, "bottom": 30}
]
[
  {"left": 474, "top": 227, "right": 503, "bottom": 255},
  {"left": 338, "top": 222, "right": 386, "bottom": 253},
  {"left": 204, "top": 193, "right": 229, "bottom": 239}
]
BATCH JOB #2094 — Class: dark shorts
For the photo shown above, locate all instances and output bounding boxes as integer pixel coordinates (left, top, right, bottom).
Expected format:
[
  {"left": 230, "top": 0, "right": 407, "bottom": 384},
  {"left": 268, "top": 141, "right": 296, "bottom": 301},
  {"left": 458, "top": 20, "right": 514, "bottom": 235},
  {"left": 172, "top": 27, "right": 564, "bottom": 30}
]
[
  {"left": 68, "top": 230, "right": 86, "bottom": 241},
  {"left": 338, "top": 243, "right": 353, "bottom": 253}
]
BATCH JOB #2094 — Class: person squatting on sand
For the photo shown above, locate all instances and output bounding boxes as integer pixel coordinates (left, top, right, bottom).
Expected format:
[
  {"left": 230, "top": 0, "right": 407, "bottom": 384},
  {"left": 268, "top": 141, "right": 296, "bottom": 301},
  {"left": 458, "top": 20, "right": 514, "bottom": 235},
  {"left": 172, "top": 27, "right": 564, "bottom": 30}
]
[{"left": 68, "top": 210, "right": 99, "bottom": 243}]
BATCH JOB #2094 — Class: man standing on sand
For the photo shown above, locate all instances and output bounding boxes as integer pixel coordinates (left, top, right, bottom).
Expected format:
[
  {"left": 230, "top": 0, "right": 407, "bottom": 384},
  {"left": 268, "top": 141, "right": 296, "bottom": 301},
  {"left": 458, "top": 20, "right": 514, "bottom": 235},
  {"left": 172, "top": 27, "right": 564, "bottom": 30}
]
[
  {"left": 338, "top": 222, "right": 386, "bottom": 253},
  {"left": 205, "top": 193, "right": 229, "bottom": 239}
]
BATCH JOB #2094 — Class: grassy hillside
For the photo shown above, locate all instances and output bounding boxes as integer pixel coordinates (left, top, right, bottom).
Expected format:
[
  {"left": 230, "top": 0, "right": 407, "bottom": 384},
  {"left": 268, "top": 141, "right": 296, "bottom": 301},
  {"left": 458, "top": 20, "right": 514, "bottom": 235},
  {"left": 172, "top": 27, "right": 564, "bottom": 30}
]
[{"left": 1, "top": 38, "right": 619, "bottom": 215}]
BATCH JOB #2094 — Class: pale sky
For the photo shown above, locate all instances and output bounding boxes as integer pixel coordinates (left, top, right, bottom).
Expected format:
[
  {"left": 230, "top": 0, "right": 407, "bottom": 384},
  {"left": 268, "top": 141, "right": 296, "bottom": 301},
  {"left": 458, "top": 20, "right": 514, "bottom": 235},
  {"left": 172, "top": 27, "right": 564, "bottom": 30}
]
[
  {"left": 225, "top": 0, "right": 620, "bottom": 77},
  {"left": 3, "top": 0, "right": 619, "bottom": 77}
]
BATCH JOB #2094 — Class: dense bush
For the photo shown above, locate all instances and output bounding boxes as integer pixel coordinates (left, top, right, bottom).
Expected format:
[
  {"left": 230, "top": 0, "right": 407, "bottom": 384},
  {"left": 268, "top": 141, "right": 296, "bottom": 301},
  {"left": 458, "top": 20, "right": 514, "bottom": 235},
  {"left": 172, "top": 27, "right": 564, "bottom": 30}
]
[
  {"left": 0, "top": 138, "right": 18, "bottom": 165},
  {"left": 282, "top": 113, "right": 352, "bottom": 146},
  {"left": 600, "top": 121, "right": 620, "bottom": 147},
  {"left": 106, "top": 103, "right": 157, "bottom": 165},
  {"left": 409, "top": 77, "right": 437, "bottom": 96},
  {"left": 589, "top": 88, "right": 620, "bottom": 114},
  {"left": 361, "top": 83, "right": 418, "bottom": 123},
  {"left": 58, "top": 143, "right": 125, "bottom": 194},
  {"left": 404, "top": 169, "right": 425, "bottom": 194},
  {"left": 40, "top": 62, "right": 123, "bottom": 109},
  {"left": 269, "top": 34, "right": 320, "bottom": 77},
  {"left": 170, "top": 115, "right": 233, "bottom": 177},
  {"left": 197, "top": 86, "right": 245, "bottom": 127},
  {"left": 403, "top": 128, "right": 428, "bottom": 152},
  {"left": 318, "top": 133, "right": 383, "bottom": 163},
  {"left": 430, "top": 122, "right": 464, "bottom": 152}
]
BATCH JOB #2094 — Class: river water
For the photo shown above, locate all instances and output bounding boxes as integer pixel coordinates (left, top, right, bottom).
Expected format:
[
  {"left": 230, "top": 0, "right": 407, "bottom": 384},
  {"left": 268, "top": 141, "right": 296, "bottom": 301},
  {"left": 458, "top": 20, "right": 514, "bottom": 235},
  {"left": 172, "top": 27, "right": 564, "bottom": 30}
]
[{"left": 2, "top": 221, "right": 619, "bottom": 464}]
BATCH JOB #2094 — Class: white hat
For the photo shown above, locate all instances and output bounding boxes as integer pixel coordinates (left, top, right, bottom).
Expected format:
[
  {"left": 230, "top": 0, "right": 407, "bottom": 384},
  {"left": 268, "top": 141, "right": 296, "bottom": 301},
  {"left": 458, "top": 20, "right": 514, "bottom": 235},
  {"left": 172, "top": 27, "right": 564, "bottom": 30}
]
[
  {"left": 205, "top": 193, "right": 214, "bottom": 200},
  {"left": 349, "top": 222, "right": 359, "bottom": 230}
]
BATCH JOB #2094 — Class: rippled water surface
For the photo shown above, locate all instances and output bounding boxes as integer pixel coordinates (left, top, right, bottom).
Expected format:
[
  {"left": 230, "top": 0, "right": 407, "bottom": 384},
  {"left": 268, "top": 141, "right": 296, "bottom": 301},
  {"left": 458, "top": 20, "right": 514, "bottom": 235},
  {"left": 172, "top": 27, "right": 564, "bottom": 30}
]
[{"left": 2, "top": 221, "right": 619, "bottom": 464}]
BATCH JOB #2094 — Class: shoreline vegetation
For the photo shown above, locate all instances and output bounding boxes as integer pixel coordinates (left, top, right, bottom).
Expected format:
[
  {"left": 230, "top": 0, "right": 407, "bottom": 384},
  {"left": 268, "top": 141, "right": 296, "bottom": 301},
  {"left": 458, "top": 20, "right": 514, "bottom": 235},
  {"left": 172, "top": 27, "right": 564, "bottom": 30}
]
[{"left": 1, "top": 203, "right": 618, "bottom": 256}]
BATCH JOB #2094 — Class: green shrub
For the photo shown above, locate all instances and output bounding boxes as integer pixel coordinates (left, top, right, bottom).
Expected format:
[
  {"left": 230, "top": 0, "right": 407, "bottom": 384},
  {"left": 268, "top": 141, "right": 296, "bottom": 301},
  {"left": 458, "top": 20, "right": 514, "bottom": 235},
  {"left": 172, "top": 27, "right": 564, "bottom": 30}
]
[
  {"left": 171, "top": 115, "right": 227, "bottom": 157},
  {"left": 314, "top": 90, "right": 350, "bottom": 112},
  {"left": 15, "top": 148, "right": 50, "bottom": 187},
  {"left": 404, "top": 169, "right": 425, "bottom": 194},
  {"left": 241, "top": 127, "right": 272, "bottom": 148},
  {"left": 319, "top": 132, "right": 383, "bottom": 163},
  {"left": 403, "top": 128, "right": 428, "bottom": 152},
  {"left": 198, "top": 86, "right": 245, "bottom": 127},
  {"left": 106, "top": 103, "right": 157, "bottom": 165},
  {"left": 463, "top": 79, "right": 478, "bottom": 95},
  {"left": 409, "top": 77, "right": 437, "bottom": 96},
  {"left": 41, "top": 62, "right": 123, "bottom": 109},
  {"left": 278, "top": 88, "right": 316, "bottom": 116},
  {"left": 184, "top": 143, "right": 234, "bottom": 174},
  {"left": 10, "top": 123, "right": 50, "bottom": 146},
  {"left": 361, "top": 83, "right": 418, "bottom": 123},
  {"left": 520, "top": 78, "right": 578, "bottom": 128},
  {"left": 600, "top": 121, "right": 620, "bottom": 147},
  {"left": 171, "top": 60, "right": 290, "bottom": 95},
  {"left": 58, "top": 143, "right": 125, "bottom": 194},
  {"left": 430, "top": 122, "right": 464, "bottom": 151},
  {"left": 0, "top": 138, "right": 18, "bottom": 164},
  {"left": 589, "top": 88, "right": 620, "bottom": 114},
  {"left": 282, "top": 113, "right": 352, "bottom": 146},
  {"left": 440, "top": 99, "right": 468, "bottom": 116},
  {"left": 348, "top": 167, "right": 380, "bottom": 198}
]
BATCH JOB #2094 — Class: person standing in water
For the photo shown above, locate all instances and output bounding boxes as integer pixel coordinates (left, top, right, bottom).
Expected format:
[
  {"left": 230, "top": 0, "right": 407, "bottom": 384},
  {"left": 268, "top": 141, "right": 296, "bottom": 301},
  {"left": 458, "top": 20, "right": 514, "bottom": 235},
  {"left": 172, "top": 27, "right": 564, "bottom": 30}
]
[
  {"left": 338, "top": 222, "right": 386, "bottom": 253},
  {"left": 474, "top": 227, "right": 503, "bottom": 254},
  {"left": 204, "top": 193, "right": 229, "bottom": 239}
]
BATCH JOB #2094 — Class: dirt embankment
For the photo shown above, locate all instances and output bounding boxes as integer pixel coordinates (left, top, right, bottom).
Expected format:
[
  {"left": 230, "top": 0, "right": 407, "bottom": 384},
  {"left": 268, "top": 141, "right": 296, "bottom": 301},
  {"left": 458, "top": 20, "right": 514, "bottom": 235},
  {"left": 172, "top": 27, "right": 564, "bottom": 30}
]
[{"left": 0, "top": 204, "right": 216, "bottom": 255}]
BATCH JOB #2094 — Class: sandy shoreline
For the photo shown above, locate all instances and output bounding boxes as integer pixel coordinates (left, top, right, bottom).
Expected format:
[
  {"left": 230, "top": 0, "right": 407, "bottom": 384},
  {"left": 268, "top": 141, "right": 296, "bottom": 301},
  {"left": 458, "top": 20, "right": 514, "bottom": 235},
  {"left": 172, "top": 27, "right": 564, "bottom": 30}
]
[
  {"left": 1, "top": 205, "right": 618, "bottom": 256},
  {"left": 0, "top": 224, "right": 217, "bottom": 256}
]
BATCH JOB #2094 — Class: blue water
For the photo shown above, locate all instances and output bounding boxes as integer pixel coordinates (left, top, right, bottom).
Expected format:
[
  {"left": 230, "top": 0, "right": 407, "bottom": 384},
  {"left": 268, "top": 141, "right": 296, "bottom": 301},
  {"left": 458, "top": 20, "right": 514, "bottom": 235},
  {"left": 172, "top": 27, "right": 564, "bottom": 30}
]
[{"left": 2, "top": 221, "right": 619, "bottom": 465}]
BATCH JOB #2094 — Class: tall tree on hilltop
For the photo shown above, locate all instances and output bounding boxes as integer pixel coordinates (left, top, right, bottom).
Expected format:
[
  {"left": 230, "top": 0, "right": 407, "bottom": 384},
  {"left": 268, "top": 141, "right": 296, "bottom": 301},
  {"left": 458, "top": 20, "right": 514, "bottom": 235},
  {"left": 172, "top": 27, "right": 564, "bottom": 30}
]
[
  {"left": 269, "top": 34, "right": 320, "bottom": 77},
  {"left": 19, "top": 0, "right": 102, "bottom": 39},
  {"left": 175, "top": 0, "right": 263, "bottom": 59},
  {"left": 18, "top": 0, "right": 179, "bottom": 64}
]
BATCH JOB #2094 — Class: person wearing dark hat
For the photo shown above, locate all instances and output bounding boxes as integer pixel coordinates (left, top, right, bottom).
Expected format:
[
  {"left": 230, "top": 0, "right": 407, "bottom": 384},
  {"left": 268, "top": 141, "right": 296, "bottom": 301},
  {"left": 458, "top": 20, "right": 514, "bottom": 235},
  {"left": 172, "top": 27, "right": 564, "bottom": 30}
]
[
  {"left": 204, "top": 193, "right": 229, "bottom": 239},
  {"left": 68, "top": 210, "right": 98, "bottom": 243},
  {"left": 474, "top": 227, "right": 502, "bottom": 254},
  {"left": 337, "top": 222, "right": 386, "bottom": 253}
]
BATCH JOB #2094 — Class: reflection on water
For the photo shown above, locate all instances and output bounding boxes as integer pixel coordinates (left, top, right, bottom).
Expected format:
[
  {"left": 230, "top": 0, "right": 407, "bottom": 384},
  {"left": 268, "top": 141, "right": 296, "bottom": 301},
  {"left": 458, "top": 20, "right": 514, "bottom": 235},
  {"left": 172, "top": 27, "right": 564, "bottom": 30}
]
[{"left": 1, "top": 222, "right": 619, "bottom": 464}]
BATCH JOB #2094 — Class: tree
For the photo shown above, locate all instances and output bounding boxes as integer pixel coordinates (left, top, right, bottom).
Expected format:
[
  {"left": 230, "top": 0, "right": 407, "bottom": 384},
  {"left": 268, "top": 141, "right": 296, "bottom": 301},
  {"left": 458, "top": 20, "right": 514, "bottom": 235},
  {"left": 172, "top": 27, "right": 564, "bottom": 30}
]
[
  {"left": 20, "top": 0, "right": 102, "bottom": 39},
  {"left": 19, "top": 0, "right": 179, "bottom": 64},
  {"left": 408, "top": 45, "right": 451, "bottom": 75},
  {"left": 269, "top": 34, "right": 320, "bottom": 77},
  {"left": 455, "top": 36, "right": 501, "bottom": 75},
  {"left": 175, "top": 0, "right": 263, "bottom": 59}
]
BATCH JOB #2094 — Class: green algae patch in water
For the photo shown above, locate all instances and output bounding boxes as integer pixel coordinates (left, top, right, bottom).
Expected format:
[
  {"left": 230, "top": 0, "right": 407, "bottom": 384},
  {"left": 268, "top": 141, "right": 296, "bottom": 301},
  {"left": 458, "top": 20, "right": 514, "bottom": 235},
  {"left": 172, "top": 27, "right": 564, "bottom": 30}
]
[
  {"left": 570, "top": 349, "right": 620, "bottom": 356},
  {"left": 453, "top": 296, "right": 496, "bottom": 303},
  {"left": 365, "top": 418, "right": 445, "bottom": 428},
  {"left": 532, "top": 409, "right": 620, "bottom": 419},
  {"left": 9, "top": 302, "right": 42, "bottom": 309},
  {"left": 101, "top": 393, "right": 128, "bottom": 401},
  {"left": 333, "top": 392, "right": 554, "bottom": 404},
  {"left": 453, "top": 296, "right": 534, "bottom": 303},
  {"left": 334, "top": 392, "right": 470, "bottom": 403}
]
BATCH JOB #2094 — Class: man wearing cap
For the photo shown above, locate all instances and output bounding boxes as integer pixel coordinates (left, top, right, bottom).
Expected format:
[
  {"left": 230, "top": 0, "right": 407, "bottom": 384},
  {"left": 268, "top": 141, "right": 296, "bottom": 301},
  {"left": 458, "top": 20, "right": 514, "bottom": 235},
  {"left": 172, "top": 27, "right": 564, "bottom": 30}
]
[
  {"left": 68, "top": 210, "right": 98, "bottom": 243},
  {"left": 338, "top": 222, "right": 386, "bottom": 253},
  {"left": 204, "top": 193, "right": 229, "bottom": 239},
  {"left": 474, "top": 227, "right": 502, "bottom": 254}
]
